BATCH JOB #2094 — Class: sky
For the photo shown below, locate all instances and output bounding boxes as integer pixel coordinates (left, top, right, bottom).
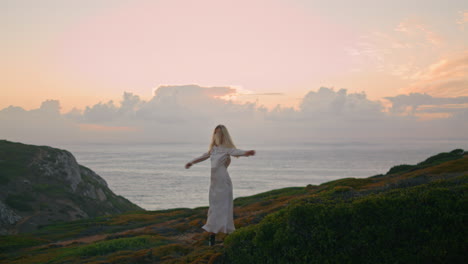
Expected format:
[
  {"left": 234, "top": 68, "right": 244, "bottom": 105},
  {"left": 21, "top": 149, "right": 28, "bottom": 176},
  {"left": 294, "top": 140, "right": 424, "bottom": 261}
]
[{"left": 1, "top": 0, "right": 467, "bottom": 145}]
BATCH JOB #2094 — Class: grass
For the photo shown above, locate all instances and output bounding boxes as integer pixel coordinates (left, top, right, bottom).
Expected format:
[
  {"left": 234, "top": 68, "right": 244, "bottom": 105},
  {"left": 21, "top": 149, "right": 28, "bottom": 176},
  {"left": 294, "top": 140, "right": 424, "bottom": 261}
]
[
  {"left": 59, "top": 235, "right": 168, "bottom": 258},
  {"left": 5, "top": 193, "right": 35, "bottom": 211},
  {"left": 319, "top": 177, "right": 374, "bottom": 190},
  {"left": 4, "top": 235, "right": 171, "bottom": 264},
  {"left": 0, "top": 235, "right": 48, "bottom": 252},
  {"left": 234, "top": 187, "right": 307, "bottom": 207}
]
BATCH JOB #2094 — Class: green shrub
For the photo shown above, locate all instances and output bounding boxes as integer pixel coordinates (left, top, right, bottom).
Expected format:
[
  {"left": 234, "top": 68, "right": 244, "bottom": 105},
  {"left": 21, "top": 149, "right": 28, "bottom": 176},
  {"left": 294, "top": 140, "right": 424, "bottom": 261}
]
[
  {"left": 419, "top": 149, "right": 465, "bottom": 166},
  {"left": 225, "top": 181, "right": 467, "bottom": 263},
  {"left": 387, "top": 149, "right": 465, "bottom": 175},
  {"left": 386, "top": 164, "right": 415, "bottom": 175}
]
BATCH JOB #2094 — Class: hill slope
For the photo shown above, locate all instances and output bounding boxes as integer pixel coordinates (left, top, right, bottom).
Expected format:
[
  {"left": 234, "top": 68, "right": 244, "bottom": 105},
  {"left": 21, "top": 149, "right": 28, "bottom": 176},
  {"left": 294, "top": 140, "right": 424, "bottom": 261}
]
[
  {"left": 0, "top": 140, "right": 142, "bottom": 235},
  {"left": 0, "top": 147, "right": 466, "bottom": 263}
]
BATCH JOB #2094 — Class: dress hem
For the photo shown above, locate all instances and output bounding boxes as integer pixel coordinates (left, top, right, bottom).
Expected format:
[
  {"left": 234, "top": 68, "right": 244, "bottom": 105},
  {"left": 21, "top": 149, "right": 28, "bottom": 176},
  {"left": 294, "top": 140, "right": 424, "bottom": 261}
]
[{"left": 202, "top": 225, "right": 235, "bottom": 234}]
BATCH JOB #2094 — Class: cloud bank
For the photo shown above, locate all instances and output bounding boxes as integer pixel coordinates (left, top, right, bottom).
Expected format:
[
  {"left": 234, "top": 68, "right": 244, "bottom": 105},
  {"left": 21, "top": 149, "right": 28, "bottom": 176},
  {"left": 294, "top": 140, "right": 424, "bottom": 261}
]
[{"left": 1, "top": 85, "right": 467, "bottom": 145}]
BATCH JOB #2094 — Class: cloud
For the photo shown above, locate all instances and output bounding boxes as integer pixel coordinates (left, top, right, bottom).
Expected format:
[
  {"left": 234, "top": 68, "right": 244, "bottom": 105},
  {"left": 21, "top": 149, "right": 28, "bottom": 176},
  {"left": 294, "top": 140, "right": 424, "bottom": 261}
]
[
  {"left": 118, "top": 92, "right": 145, "bottom": 118},
  {"left": 134, "top": 85, "right": 255, "bottom": 124},
  {"left": 36, "top": 100, "right": 61, "bottom": 116},
  {"left": 352, "top": 17, "right": 467, "bottom": 98},
  {"left": 457, "top": 11, "right": 468, "bottom": 30},
  {"left": 299, "top": 87, "right": 383, "bottom": 120},
  {"left": 243, "top": 93, "right": 284, "bottom": 96},
  {"left": 1, "top": 85, "right": 467, "bottom": 144},
  {"left": 385, "top": 93, "right": 468, "bottom": 119},
  {"left": 78, "top": 124, "right": 139, "bottom": 132},
  {"left": 395, "top": 19, "right": 442, "bottom": 46},
  {"left": 83, "top": 101, "right": 119, "bottom": 123},
  {"left": 401, "top": 50, "right": 468, "bottom": 97},
  {"left": 412, "top": 52, "right": 468, "bottom": 81},
  {"left": 0, "top": 100, "right": 79, "bottom": 144},
  {"left": 345, "top": 19, "right": 445, "bottom": 79},
  {"left": 348, "top": 17, "right": 467, "bottom": 100},
  {"left": 154, "top": 85, "right": 236, "bottom": 99}
]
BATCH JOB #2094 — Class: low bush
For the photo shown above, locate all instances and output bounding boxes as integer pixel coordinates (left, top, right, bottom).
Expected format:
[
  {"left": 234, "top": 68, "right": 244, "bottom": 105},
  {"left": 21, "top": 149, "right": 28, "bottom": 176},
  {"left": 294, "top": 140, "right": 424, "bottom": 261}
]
[{"left": 225, "top": 178, "right": 467, "bottom": 263}]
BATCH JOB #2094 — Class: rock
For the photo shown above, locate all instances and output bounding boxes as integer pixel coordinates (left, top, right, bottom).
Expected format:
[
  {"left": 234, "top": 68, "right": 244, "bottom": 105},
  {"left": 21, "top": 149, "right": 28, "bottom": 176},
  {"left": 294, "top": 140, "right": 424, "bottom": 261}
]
[
  {"left": 32, "top": 148, "right": 82, "bottom": 192},
  {"left": 97, "top": 188, "right": 107, "bottom": 201},
  {"left": 0, "top": 140, "right": 143, "bottom": 234},
  {"left": 0, "top": 200, "right": 22, "bottom": 234}
]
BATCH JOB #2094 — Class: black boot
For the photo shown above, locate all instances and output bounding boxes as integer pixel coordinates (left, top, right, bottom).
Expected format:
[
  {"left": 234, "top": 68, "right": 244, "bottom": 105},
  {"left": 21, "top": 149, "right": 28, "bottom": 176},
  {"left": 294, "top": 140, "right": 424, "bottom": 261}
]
[{"left": 209, "top": 234, "right": 216, "bottom": 246}]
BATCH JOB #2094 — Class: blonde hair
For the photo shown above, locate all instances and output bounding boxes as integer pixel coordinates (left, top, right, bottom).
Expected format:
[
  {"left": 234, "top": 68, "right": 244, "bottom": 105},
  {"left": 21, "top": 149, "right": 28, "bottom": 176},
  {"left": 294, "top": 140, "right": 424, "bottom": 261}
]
[{"left": 209, "top": 124, "right": 236, "bottom": 152}]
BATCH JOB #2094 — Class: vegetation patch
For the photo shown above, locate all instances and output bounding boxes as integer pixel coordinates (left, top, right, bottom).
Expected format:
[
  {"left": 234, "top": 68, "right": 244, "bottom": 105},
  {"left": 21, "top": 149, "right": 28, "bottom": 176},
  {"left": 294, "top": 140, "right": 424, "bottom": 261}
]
[
  {"left": 5, "top": 193, "right": 35, "bottom": 211},
  {"left": 0, "top": 235, "right": 48, "bottom": 253},
  {"left": 32, "top": 183, "right": 67, "bottom": 196},
  {"left": 319, "top": 177, "right": 373, "bottom": 190},
  {"left": 52, "top": 235, "right": 168, "bottom": 263},
  {"left": 387, "top": 149, "right": 465, "bottom": 175},
  {"left": 225, "top": 179, "right": 467, "bottom": 263},
  {"left": 108, "top": 209, "right": 193, "bottom": 226},
  {"left": 234, "top": 187, "right": 306, "bottom": 206},
  {"left": 34, "top": 216, "right": 111, "bottom": 241},
  {"left": 151, "top": 243, "right": 193, "bottom": 261}
]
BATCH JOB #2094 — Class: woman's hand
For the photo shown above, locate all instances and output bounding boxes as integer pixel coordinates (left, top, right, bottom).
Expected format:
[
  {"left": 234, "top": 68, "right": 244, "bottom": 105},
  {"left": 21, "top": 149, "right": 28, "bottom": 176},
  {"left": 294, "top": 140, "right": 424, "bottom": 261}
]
[
  {"left": 245, "top": 150, "right": 256, "bottom": 157},
  {"left": 185, "top": 163, "right": 192, "bottom": 169}
]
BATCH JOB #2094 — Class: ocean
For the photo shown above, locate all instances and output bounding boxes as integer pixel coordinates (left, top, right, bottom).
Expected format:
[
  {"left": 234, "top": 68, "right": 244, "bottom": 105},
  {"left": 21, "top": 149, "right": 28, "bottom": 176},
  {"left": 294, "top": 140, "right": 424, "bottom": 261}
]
[{"left": 60, "top": 140, "right": 467, "bottom": 210}]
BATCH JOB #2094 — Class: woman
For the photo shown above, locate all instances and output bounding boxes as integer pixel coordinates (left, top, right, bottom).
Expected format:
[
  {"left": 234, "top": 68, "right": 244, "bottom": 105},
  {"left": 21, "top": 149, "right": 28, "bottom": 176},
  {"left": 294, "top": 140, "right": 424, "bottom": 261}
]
[{"left": 185, "top": 125, "right": 255, "bottom": 246}]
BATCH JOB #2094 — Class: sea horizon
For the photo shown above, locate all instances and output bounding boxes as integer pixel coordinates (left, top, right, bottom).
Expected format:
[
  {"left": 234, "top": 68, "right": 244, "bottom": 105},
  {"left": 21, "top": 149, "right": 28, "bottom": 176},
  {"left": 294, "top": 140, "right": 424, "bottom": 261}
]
[{"left": 54, "top": 139, "right": 468, "bottom": 210}]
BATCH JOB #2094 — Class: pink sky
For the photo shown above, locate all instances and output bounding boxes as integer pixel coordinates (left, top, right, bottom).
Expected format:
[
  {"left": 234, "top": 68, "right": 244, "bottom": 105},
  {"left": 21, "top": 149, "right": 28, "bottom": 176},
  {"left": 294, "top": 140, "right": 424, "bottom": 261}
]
[{"left": 2, "top": 0, "right": 467, "bottom": 112}]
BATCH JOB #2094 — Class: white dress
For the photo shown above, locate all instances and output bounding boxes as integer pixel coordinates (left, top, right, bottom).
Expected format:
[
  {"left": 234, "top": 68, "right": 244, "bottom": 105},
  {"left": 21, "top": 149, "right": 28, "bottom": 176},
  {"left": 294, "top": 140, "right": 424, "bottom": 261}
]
[{"left": 190, "top": 146, "right": 247, "bottom": 234}]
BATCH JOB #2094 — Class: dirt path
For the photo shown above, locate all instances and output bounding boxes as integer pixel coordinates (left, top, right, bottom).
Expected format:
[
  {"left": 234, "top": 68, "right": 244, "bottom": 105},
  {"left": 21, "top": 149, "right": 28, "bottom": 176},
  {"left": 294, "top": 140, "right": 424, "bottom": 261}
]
[{"left": 13, "top": 211, "right": 40, "bottom": 234}]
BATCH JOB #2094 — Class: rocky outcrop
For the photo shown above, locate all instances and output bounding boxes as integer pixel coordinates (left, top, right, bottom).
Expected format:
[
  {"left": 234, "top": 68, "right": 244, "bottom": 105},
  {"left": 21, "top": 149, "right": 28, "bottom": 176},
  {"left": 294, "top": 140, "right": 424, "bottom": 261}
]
[
  {"left": 0, "top": 140, "right": 143, "bottom": 234},
  {"left": 31, "top": 148, "right": 82, "bottom": 191},
  {"left": 0, "top": 200, "right": 22, "bottom": 234}
]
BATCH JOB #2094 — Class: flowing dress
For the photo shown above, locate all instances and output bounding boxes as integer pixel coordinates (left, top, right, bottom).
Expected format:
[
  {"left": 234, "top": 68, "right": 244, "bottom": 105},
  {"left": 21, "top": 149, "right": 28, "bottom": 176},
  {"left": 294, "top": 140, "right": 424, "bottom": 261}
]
[{"left": 190, "top": 146, "right": 247, "bottom": 234}]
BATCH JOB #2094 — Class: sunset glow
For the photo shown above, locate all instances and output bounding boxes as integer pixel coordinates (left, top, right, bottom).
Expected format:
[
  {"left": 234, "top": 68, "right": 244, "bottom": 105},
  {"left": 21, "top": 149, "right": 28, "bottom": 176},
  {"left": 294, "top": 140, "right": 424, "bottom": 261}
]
[
  {"left": 1, "top": 0, "right": 467, "bottom": 145},
  {"left": 3, "top": 0, "right": 465, "bottom": 113}
]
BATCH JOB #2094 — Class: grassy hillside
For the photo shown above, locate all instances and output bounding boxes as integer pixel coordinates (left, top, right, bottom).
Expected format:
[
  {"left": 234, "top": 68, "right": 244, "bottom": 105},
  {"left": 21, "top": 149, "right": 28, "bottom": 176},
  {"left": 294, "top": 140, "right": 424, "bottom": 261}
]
[{"left": 0, "top": 149, "right": 466, "bottom": 263}]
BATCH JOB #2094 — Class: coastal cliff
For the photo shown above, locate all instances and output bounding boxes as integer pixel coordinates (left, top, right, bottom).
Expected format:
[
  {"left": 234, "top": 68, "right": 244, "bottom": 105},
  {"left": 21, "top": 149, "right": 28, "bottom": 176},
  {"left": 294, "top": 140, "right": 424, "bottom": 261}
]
[{"left": 0, "top": 140, "right": 142, "bottom": 234}]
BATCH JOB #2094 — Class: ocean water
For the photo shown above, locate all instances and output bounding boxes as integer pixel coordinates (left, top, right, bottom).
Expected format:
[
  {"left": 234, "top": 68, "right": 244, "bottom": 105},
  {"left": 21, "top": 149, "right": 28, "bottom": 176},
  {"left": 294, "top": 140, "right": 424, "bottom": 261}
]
[{"left": 60, "top": 140, "right": 467, "bottom": 210}]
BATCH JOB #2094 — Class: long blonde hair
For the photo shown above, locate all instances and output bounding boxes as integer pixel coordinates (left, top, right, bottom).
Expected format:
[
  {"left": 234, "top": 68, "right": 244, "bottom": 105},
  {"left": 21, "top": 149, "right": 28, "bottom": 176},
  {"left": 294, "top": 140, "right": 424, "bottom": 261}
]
[{"left": 209, "top": 124, "right": 236, "bottom": 152}]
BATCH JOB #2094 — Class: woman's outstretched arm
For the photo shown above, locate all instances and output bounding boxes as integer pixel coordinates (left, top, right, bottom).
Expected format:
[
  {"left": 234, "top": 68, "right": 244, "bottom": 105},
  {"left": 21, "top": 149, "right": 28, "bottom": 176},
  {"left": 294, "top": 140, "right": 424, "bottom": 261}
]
[
  {"left": 185, "top": 152, "right": 210, "bottom": 169},
  {"left": 228, "top": 148, "right": 256, "bottom": 157}
]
